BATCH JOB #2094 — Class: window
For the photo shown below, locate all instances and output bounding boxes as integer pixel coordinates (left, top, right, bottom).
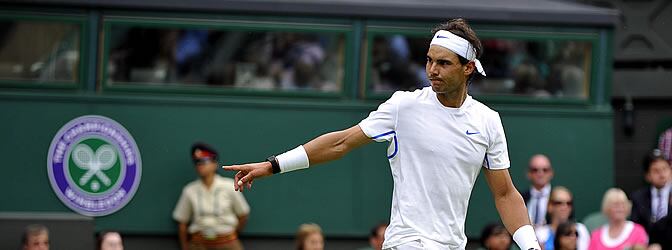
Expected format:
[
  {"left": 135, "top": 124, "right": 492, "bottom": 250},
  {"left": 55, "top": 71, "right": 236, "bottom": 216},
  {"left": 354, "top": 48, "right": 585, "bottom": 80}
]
[
  {"left": 368, "top": 35, "right": 430, "bottom": 93},
  {"left": 474, "top": 39, "right": 591, "bottom": 99},
  {"left": 103, "top": 20, "right": 348, "bottom": 94},
  {"left": 0, "top": 18, "right": 81, "bottom": 85},
  {"left": 366, "top": 29, "right": 594, "bottom": 100}
]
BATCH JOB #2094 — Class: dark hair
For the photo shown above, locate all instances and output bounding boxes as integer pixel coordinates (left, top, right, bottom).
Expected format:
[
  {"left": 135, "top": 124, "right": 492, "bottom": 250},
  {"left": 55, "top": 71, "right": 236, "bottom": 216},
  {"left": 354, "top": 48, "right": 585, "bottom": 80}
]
[
  {"left": 369, "top": 222, "right": 388, "bottom": 238},
  {"left": 431, "top": 19, "right": 482, "bottom": 61},
  {"left": 191, "top": 142, "right": 218, "bottom": 160},
  {"left": 643, "top": 148, "right": 668, "bottom": 173},
  {"left": 554, "top": 221, "right": 578, "bottom": 250},
  {"left": 479, "top": 223, "right": 510, "bottom": 249},
  {"left": 21, "top": 224, "right": 48, "bottom": 245},
  {"left": 430, "top": 18, "right": 483, "bottom": 85}
]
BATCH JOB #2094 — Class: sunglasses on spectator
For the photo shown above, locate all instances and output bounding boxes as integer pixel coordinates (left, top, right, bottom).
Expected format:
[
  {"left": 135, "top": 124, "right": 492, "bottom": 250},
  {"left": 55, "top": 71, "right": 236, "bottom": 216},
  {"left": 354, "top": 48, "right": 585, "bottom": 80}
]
[
  {"left": 551, "top": 200, "right": 573, "bottom": 206},
  {"left": 529, "top": 167, "right": 551, "bottom": 173},
  {"left": 193, "top": 158, "right": 214, "bottom": 165},
  {"left": 561, "top": 230, "right": 578, "bottom": 237}
]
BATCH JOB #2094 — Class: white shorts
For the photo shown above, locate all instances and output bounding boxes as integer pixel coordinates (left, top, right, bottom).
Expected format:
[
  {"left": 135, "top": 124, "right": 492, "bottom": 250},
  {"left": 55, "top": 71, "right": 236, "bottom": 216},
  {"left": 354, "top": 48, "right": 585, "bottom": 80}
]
[
  {"left": 384, "top": 239, "right": 424, "bottom": 250},
  {"left": 384, "top": 238, "right": 461, "bottom": 250}
]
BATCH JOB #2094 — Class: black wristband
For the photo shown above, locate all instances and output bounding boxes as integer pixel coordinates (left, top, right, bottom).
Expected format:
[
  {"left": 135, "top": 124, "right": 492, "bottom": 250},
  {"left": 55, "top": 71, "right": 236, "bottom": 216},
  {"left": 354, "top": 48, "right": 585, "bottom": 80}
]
[{"left": 267, "top": 155, "right": 281, "bottom": 174}]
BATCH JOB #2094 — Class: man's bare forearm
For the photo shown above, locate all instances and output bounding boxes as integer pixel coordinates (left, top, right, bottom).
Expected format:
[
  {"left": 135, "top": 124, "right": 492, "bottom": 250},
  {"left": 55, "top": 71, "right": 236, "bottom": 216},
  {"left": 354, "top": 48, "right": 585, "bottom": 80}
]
[
  {"left": 494, "top": 188, "right": 531, "bottom": 233},
  {"left": 303, "top": 125, "right": 371, "bottom": 166}
]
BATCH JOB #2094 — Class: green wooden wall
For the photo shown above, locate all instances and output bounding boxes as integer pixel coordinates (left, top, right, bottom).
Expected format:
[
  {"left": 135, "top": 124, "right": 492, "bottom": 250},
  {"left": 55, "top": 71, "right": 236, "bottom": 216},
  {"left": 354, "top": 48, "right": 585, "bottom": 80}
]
[{"left": 0, "top": 93, "right": 613, "bottom": 237}]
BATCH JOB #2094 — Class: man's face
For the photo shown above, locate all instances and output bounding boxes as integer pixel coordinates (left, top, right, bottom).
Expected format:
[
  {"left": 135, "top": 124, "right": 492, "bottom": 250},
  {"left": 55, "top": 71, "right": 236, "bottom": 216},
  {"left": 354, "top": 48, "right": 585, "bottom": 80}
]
[
  {"left": 646, "top": 159, "right": 671, "bottom": 189},
  {"left": 24, "top": 232, "right": 49, "bottom": 250},
  {"left": 194, "top": 158, "right": 217, "bottom": 178},
  {"left": 527, "top": 155, "right": 553, "bottom": 189},
  {"left": 425, "top": 45, "right": 473, "bottom": 94}
]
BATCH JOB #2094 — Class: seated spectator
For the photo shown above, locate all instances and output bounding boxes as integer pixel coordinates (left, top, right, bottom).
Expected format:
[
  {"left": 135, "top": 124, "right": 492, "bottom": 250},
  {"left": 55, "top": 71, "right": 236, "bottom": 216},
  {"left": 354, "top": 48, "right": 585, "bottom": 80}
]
[
  {"left": 22, "top": 224, "right": 49, "bottom": 250},
  {"left": 358, "top": 222, "right": 387, "bottom": 250},
  {"left": 478, "top": 223, "right": 512, "bottom": 250},
  {"left": 535, "top": 186, "right": 589, "bottom": 250},
  {"left": 588, "top": 188, "right": 648, "bottom": 250},
  {"left": 98, "top": 231, "right": 124, "bottom": 250},
  {"left": 521, "top": 154, "right": 554, "bottom": 227},
  {"left": 630, "top": 149, "right": 671, "bottom": 235},
  {"left": 295, "top": 223, "right": 324, "bottom": 250},
  {"left": 553, "top": 221, "right": 579, "bottom": 250}
]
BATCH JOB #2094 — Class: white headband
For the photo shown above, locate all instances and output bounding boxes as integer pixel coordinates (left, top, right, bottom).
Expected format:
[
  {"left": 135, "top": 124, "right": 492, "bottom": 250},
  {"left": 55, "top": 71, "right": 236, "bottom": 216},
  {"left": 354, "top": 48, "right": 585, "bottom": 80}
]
[{"left": 430, "top": 30, "right": 486, "bottom": 76}]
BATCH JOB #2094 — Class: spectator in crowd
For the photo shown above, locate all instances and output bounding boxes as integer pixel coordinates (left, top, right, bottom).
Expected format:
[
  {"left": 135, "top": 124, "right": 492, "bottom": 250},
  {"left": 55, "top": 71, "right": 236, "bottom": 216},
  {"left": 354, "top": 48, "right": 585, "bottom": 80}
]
[
  {"left": 521, "top": 154, "right": 554, "bottom": 226},
  {"left": 478, "top": 223, "right": 512, "bottom": 250},
  {"left": 588, "top": 188, "right": 648, "bottom": 250},
  {"left": 98, "top": 231, "right": 124, "bottom": 250},
  {"left": 534, "top": 186, "right": 589, "bottom": 250},
  {"left": 553, "top": 221, "right": 579, "bottom": 250},
  {"left": 370, "top": 35, "right": 425, "bottom": 92},
  {"left": 108, "top": 28, "right": 179, "bottom": 83},
  {"left": 295, "top": 223, "right": 324, "bottom": 250},
  {"left": 547, "top": 41, "right": 588, "bottom": 98},
  {"left": 630, "top": 149, "right": 671, "bottom": 235},
  {"left": 173, "top": 142, "right": 250, "bottom": 250},
  {"left": 357, "top": 222, "right": 387, "bottom": 250},
  {"left": 21, "top": 224, "right": 49, "bottom": 250}
]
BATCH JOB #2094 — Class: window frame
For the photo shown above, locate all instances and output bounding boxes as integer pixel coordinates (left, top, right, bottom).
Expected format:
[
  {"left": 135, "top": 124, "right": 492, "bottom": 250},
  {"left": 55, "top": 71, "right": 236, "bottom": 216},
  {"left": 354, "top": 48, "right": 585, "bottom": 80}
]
[
  {"left": 0, "top": 11, "right": 88, "bottom": 90},
  {"left": 362, "top": 21, "right": 604, "bottom": 106},
  {"left": 100, "top": 13, "right": 356, "bottom": 99}
]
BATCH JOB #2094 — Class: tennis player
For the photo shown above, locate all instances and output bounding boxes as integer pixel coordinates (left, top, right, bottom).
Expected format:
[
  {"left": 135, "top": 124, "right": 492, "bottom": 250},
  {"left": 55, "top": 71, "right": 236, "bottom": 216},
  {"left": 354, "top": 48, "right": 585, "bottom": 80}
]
[{"left": 224, "top": 18, "right": 540, "bottom": 250}]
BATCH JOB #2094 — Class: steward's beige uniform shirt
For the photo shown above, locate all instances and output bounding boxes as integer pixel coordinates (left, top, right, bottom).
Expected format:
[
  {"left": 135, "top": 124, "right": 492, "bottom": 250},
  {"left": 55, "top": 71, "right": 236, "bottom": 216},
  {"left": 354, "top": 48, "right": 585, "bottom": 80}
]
[{"left": 173, "top": 175, "right": 250, "bottom": 234}]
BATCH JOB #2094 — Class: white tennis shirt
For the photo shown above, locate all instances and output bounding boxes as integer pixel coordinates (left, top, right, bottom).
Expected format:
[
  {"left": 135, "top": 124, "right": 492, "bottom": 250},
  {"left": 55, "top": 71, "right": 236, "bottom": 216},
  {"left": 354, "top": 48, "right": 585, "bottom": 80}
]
[{"left": 358, "top": 87, "right": 510, "bottom": 249}]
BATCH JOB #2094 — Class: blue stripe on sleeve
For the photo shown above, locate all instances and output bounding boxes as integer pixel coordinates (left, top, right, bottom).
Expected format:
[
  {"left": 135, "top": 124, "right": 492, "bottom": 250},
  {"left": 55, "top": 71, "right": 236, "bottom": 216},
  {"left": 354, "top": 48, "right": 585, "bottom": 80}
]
[
  {"left": 370, "top": 131, "right": 398, "bottom": 159},
  {"left": 372, "top": 130, "right": 396, "bottom": 139},
  {"left": 387, "top": 135, "right": 398, "bottom": 159}
]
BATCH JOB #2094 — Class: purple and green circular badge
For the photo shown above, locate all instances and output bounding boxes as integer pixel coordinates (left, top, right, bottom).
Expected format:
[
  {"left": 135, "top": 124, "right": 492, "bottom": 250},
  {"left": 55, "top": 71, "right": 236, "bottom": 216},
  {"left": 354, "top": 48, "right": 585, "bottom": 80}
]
[{"left": 47, "top": 115, "right": 142, "bottom": 217}]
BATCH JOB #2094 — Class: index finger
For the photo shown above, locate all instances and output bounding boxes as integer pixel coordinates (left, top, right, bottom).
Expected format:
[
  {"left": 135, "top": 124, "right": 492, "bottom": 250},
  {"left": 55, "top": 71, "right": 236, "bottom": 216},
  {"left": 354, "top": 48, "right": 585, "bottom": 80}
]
[{"left": 222, "top": 165, "right": 244, "bottom": 171}]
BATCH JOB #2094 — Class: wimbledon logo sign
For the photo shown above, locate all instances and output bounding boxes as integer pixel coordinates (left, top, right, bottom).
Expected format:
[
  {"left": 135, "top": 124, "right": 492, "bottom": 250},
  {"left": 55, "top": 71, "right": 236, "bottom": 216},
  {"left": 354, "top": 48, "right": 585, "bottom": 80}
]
[{"left": 47, "top": 115, "right": 142, "bottom": 216}]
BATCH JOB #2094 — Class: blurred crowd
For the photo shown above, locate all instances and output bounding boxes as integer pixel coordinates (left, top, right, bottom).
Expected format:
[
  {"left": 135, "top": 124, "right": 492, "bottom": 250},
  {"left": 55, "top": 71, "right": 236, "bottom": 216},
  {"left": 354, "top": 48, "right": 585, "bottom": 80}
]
[
  {"left": 107, "top": 28, "right": 343, "bottom": 92},
  {"left": 479, "top": 126, "right": 672, "bottom": 250},
  {"left": 369, "top": 35, "right": 590, "bottom": 98},
  {"left": 104, "top": 28, "right": 590, "bottom": 99}
]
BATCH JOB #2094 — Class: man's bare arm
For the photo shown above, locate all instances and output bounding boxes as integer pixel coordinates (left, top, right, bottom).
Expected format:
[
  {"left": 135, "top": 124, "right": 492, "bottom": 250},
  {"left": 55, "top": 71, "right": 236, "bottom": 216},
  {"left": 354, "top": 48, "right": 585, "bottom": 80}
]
[
  {"left": 222, "top": 125, "right": 371, "bottom": 191},
  {"left": 483, "top": 168, "right": 530, "bottom": 233},
  {"left": 484, "top": 168, "right": 540, "bottom": 250},
  {"left": 303, "top": 124, "right": 372, "bottom": 165}
]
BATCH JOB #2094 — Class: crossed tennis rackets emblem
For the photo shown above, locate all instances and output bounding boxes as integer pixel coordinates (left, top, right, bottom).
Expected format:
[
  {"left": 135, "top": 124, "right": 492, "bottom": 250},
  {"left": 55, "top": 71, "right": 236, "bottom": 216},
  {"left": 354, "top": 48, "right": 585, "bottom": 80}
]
[{"left": 72, "top": 144, "right": 117, "bottom": 191}]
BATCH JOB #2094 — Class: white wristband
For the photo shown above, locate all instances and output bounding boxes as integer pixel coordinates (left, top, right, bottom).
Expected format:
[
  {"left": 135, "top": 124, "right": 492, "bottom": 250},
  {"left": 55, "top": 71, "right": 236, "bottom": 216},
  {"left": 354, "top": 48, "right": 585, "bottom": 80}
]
[
  {"left": 277, "top": 145, "right": 310, "bottom": 173},
  {"left": 513, "top": 225, "right": 541, "bottom": 250}
]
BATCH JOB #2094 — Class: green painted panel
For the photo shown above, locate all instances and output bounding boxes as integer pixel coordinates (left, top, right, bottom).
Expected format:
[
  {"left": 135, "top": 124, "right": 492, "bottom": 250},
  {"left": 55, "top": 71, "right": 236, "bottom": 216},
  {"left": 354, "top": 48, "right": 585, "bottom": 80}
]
[{"left": 0, "top": 95, "right": 612, "bottom": 238}]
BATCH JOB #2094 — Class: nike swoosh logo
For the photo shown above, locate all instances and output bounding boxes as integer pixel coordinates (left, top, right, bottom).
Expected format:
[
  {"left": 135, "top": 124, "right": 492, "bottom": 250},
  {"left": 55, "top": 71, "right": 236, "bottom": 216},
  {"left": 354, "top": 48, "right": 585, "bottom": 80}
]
[
  {"left": 436, "top": 35, "right": 449, "bottom": 39},
  {"left": 466, "top": 130, "right": 480, "bottom": 135}
]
